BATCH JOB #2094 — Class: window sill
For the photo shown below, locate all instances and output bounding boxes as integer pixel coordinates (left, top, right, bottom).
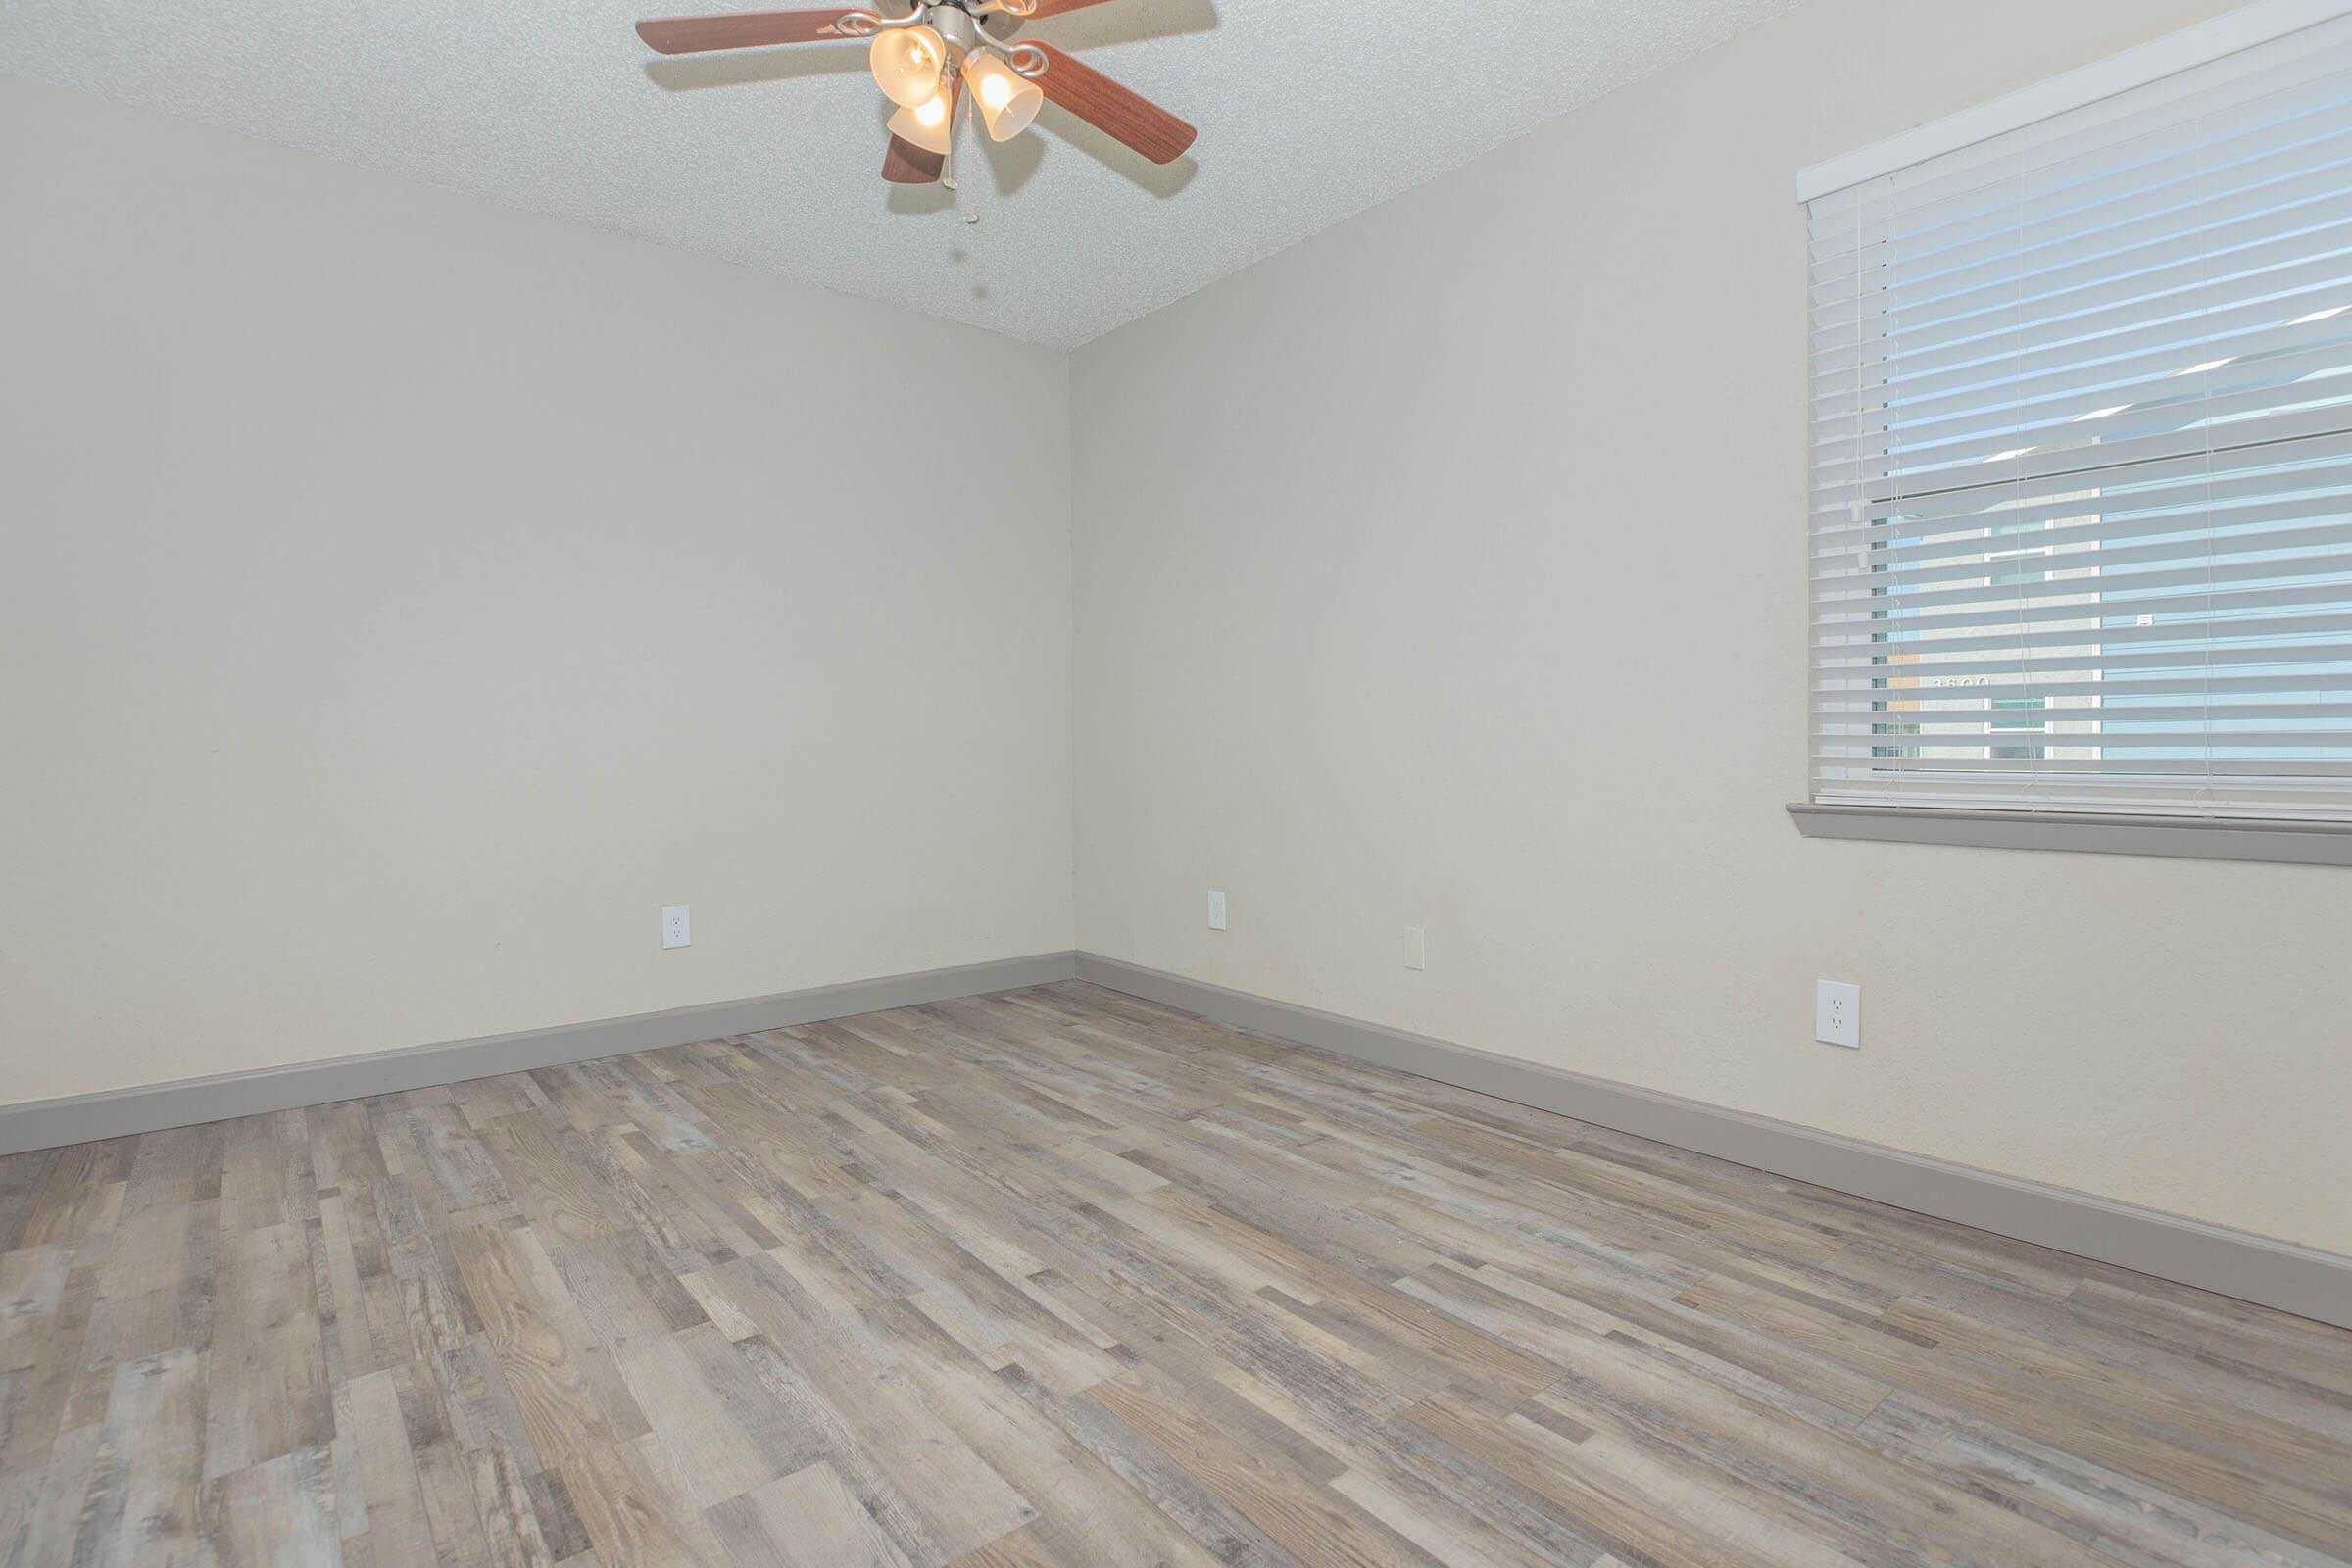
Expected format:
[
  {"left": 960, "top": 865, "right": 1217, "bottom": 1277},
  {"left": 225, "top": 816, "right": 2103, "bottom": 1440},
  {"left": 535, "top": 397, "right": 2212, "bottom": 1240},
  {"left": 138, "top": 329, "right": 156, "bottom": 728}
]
[{"left": 1786, "top": 804, "right": 2352, "bottom": 867}]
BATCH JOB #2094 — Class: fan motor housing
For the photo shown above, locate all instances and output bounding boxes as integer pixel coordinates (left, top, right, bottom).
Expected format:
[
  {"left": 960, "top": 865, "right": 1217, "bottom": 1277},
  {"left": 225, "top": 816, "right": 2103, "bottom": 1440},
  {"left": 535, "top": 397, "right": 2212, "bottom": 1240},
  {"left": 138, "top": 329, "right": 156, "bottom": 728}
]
[{"left": 931, "top": 5, "right": 983, "bottom": 54}]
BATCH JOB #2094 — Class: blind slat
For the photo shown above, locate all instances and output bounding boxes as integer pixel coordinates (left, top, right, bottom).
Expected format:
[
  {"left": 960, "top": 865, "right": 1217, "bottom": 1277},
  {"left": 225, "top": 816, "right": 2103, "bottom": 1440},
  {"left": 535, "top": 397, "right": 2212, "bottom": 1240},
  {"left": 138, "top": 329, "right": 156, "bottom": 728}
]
[
  {"left": 1814, "top": 446, "right": 2352, "bottom": 539},
  {"left": 1811, "top": 247, "right": 2352, "bottom": 380}
]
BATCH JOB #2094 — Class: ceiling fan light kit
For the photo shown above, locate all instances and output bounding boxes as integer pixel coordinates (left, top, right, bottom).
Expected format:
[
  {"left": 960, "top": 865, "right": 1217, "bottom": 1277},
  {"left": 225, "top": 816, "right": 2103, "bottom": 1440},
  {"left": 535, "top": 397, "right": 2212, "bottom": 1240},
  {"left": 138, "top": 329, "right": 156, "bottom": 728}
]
[
  {"left": 868, "top": 22, "right": 949, "bottom": 109},
  {"left": 887, "top": 85, "right": 956, "bottom": 155},
  {"left": 963, "top": 49, "right": 1044, "bottom": 142},
  {"left": 634, "top": 0, "right": 1196, "bottom": 185}
]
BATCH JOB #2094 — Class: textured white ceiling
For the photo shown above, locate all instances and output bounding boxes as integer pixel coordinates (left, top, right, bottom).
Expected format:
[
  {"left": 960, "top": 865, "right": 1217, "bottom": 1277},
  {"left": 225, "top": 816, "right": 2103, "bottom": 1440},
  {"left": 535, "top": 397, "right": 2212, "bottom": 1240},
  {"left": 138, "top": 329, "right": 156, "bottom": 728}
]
[{"left": 1, "top": 0, "right": 1798, "bottom": 347}]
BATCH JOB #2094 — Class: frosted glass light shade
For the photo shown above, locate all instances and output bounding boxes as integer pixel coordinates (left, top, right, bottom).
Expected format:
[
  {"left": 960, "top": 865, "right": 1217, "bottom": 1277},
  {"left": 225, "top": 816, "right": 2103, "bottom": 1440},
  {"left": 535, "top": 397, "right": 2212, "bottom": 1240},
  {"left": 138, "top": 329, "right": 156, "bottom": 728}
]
[
  {"left": 964, "top": 51, "right": 1042, "bottom": 142},
  {"left": 887, "top": 90, "right": 955, "bottom": 155},
  {"left": 869, "top": 25, "right": 946, "bottom": 108}
]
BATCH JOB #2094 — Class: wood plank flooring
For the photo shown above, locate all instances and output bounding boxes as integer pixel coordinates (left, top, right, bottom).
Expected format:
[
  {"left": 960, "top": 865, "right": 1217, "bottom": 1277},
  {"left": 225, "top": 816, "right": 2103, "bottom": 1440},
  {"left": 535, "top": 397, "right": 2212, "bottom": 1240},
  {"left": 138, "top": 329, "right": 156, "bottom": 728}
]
[{"left": 2, "top": 980, "right": 2348, "bottom": 1567}]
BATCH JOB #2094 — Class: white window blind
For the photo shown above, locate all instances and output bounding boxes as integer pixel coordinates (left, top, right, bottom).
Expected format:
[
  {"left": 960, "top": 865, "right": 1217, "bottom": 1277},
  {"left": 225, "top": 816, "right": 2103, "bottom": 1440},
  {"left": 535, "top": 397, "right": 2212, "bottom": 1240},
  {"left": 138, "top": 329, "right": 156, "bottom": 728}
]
[{"left": 1807, "top": 12, "right": 2352, "bottom": 821}]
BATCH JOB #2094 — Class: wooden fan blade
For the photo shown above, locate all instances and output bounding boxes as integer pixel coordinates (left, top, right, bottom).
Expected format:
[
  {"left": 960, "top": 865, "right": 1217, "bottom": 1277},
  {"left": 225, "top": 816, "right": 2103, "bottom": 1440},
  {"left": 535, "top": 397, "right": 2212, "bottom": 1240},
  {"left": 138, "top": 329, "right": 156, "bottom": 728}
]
[
  {"left": 635, "top": 8, "right": 859, "bottom": 54},
  {"left": 1023, "top": 0, "right": 1124, "bottom": 15},
  {"left": 883, "top": 135, "right": 946, "bottom": 183},
  {"left": 1028, "top": 43, "right": 1195, "bottom": 165}
]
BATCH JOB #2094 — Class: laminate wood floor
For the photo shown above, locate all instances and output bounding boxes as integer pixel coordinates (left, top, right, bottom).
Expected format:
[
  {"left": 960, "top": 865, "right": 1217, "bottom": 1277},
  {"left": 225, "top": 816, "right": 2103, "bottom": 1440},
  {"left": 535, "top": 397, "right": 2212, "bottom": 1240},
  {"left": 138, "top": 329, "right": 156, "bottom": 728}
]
[{"left": 3, "top": 981, "right": 2348, "bottom": 1567}]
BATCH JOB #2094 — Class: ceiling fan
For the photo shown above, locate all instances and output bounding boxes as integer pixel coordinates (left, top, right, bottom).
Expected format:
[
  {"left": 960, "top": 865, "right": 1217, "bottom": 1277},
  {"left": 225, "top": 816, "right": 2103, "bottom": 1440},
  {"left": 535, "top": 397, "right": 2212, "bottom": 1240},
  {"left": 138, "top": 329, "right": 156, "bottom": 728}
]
[{"left": 634, "top": 0, "right": 1197, "bottom": 185}]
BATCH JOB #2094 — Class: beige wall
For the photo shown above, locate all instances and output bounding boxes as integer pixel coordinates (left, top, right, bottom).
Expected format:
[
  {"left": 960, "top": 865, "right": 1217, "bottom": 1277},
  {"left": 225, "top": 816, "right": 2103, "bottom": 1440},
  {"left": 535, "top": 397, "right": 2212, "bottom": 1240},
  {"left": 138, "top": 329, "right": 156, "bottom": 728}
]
[
  {"left": 1070, "top": 0, "right": 2352, "bottom": 1254},
  {"left": 0, "top": 77, "right": 1074, "bottom": 1103},
  {"left": 11, "top": 0, "right": 2350, "bottom": 1256}
]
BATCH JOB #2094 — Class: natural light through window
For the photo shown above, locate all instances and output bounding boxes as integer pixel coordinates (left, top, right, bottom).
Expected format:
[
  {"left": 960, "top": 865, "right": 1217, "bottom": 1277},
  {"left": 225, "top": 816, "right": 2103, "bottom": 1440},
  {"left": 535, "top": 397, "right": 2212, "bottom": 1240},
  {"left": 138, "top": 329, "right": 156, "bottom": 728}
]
[{"left": 1806, "top": 14, "right": 2352, "bottom": 822}]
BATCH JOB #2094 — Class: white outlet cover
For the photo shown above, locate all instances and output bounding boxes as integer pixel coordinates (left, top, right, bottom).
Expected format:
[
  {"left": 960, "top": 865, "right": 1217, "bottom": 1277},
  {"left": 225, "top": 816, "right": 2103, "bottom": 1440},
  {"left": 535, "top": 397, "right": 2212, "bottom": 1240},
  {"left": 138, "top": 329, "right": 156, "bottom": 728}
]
[
  {"left": 662, "top": 905, "right": 691, "bottom": 950},
  {"left": 1403, "top": 926, "right": 1427, "bottom": 971},
  {"left": 1207, "top": 891, "right": 1227, "bottom": 932},
  {"left": 1816, "top": 980, "right": 1859, "bottom": 1048}
]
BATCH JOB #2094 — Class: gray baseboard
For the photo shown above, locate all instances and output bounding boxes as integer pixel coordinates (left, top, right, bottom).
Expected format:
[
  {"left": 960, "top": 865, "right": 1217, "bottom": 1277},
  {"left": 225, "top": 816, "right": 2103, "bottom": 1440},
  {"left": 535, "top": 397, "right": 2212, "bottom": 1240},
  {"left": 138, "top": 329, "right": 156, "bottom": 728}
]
[
  {"left": 1073, "top": 953, "right": 2352, "bottom": 1331},
  {"left": 0, "top": 951, "right": 1080, "bottom": 1157},
  {"left": 13, "top": 946, "right": 2341, "bottom": 1330}
]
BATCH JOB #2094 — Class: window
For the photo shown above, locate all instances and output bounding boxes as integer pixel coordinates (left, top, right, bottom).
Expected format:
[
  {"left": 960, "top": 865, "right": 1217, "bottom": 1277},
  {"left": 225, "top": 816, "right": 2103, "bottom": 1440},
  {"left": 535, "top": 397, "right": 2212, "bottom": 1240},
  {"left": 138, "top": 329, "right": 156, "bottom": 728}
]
[{"left": 1804, "top": 3, "right": 2352, "bottom": 837}]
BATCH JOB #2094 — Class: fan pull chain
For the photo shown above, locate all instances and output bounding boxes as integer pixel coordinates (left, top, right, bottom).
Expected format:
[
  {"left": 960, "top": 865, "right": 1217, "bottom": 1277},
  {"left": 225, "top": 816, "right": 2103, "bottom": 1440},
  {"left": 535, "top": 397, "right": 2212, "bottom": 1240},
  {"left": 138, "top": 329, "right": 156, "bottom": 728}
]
[{"left": 944, "top": 87, "right": 980, "bottom": 224}]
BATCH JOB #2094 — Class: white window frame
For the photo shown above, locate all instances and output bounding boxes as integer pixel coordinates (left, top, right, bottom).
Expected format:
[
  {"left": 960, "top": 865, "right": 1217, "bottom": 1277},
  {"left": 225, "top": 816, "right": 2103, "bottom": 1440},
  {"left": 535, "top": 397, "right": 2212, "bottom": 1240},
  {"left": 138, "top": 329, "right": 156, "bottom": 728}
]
[{"left": 1788, "top": 0, "right": 2352, "bottom": 865}]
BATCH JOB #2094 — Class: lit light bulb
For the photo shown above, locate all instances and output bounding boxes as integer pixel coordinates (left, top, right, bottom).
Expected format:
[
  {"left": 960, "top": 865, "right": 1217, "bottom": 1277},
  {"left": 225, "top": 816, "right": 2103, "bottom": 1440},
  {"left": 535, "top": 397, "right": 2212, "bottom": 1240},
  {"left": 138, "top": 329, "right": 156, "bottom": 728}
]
[
  {"left": 888, "top": 88, "right": 955, "bottom": 155},
  {"left": 869, "top": 24, "right": 947, "bottom": 109},
  {"left": 962, "top": 50, "right": 1043, "bottom": 142}
]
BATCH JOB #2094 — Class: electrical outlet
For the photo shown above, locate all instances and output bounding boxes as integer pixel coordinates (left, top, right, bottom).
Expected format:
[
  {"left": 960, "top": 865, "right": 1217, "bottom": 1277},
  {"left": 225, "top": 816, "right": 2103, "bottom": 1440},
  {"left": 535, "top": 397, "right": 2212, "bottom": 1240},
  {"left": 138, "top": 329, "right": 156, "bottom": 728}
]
[
  {"left": 1816, "top": 980, "right": 1859, "bottom": 1048},
  {"left": 662, "top": 905, "right": 691, "bottom": 950},
  {"left": 1402, "top": 926, "right": 1427, "bottom": 971},
  {"left": 1206, "top": 891, "right": 1227, "bottom": 932}
]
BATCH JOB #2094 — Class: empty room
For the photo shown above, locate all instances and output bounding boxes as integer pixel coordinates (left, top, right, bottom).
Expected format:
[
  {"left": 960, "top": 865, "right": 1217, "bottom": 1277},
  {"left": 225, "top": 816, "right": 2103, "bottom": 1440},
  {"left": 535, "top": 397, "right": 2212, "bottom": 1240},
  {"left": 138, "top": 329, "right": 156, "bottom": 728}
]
[{"left": 5, "top": 0, "right": 2352, "bottom": 1562}]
